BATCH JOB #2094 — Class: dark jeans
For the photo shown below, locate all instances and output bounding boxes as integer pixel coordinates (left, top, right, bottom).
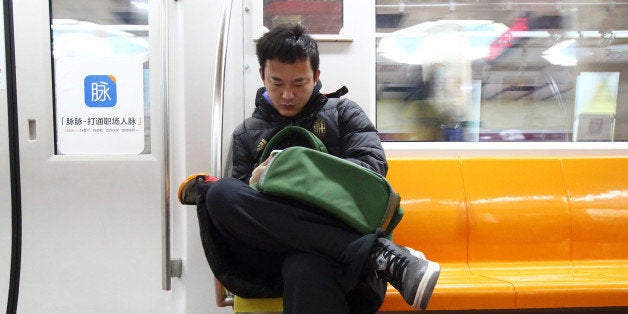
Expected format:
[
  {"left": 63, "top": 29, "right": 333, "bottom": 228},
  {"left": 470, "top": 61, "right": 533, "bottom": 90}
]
[{"left": 204, "top": 177, "right": 380, "bottom": 314}]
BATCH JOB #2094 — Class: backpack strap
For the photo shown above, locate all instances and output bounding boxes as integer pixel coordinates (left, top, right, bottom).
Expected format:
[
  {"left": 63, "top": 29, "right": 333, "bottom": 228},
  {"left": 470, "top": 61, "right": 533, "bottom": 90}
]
[{"left": 324, "top": 86, "right": 348, "bottom": 98}]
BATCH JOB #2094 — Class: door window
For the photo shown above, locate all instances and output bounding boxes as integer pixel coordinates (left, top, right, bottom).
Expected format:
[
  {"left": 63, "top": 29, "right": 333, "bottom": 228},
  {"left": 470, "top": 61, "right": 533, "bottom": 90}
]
[{"left": 51, "top": 0, "right": 150, "bottom": 154}]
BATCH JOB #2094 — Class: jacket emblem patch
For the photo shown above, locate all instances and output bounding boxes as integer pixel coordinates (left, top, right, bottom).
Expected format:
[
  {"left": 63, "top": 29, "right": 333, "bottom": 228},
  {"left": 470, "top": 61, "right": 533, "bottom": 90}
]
[
  {"left": 313, "top": 119, "right": 326, "bottom": 139},
  {"left": 257, "top": 138, "right": 267, "bottom": 152}
]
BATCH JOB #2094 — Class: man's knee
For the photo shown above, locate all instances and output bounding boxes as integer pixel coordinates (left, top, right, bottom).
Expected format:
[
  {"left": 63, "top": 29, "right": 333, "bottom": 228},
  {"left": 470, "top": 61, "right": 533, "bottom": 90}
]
[
  {"left": 206, "top": 177, "right": 234, "bottom": 199},
  {"left": 206, "top": 178, "right": 246, "bottom": 207},
  {"left": 205, "top": 178, "right": 242, "bottom": 220}
]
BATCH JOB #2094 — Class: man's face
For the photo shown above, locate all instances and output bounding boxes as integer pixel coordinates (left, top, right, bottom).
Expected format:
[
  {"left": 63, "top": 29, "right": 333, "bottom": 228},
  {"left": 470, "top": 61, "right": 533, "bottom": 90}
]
[{"left": 260, "top": 58, "right": 320, "bottom": 118}]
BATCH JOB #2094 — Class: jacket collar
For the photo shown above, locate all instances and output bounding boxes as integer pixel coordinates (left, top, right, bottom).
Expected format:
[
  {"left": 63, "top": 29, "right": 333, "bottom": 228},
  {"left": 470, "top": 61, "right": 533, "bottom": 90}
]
[{"left": 252, "top": 82, "right": 327, "bottom": 123}]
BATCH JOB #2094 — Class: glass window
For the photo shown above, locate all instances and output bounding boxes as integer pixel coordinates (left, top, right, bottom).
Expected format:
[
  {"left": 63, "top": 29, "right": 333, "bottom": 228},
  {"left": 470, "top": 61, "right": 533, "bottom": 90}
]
[
  {"left": 376, "top": 0, "right": 628, "bottom": 142},
  {"left": 51, "top": 0, "right": 150, "bottom": 154}
]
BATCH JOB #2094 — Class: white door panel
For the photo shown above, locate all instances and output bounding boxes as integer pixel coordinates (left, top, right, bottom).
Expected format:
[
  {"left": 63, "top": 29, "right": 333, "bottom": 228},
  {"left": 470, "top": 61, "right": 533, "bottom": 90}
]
[
  {"left": 172, "top": 0, "right": 242, "bottom": 312},
  {"left": 13, "top": 0, "right": 169, "bottom": 313}
]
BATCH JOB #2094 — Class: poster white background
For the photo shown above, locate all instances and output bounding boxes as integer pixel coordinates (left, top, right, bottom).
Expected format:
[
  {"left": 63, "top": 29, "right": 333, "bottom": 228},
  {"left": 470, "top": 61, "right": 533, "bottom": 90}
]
[{"left": 55, "top": 57, "right": 145, "bottom": 154}]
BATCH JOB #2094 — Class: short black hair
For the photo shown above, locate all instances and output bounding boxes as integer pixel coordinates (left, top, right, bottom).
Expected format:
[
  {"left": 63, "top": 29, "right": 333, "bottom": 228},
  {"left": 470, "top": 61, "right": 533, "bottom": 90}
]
[{"left": 256, "top": 23, "right": 319, "bottom": 77}]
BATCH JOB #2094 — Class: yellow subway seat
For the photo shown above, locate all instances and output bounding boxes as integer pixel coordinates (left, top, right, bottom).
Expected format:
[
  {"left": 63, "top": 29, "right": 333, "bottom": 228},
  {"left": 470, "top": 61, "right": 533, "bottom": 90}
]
[
  {"left": 234, "top": 297, "right": 282, "bottom": 313},
  {"left": 223, "top": 157, "right": 628, "bottom": 312}
]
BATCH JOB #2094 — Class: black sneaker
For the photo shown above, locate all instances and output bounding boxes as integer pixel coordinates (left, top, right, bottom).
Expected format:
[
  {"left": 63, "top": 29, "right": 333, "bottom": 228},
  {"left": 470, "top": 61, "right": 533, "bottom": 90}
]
[
  {"left": 370, "top": 238, "right": 440, "bottom": 310},
  {"left": 178, "top": 174, "right": 218, "bottom": 205}
]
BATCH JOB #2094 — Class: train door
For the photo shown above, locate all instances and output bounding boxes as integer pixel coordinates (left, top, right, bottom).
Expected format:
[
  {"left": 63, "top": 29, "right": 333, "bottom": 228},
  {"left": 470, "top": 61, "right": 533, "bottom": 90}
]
[{"left": 9, "top": 0, "right": 170, "bottom": 312}]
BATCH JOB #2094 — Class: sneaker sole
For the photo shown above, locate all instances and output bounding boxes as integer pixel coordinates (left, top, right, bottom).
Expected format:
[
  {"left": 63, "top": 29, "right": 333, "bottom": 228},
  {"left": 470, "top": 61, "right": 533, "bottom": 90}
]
[
  {"left": 177, "top": 173, "right": 208, "bottom": 205},
  {"left": 412, "top": 261, "right": 441, "bottom": 310}
]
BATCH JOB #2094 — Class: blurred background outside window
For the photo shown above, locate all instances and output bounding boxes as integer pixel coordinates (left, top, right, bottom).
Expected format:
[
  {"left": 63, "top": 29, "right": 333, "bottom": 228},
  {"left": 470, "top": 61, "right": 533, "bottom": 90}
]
[{"left": 376, "top": 0, "right": 628, "bottom": 142}]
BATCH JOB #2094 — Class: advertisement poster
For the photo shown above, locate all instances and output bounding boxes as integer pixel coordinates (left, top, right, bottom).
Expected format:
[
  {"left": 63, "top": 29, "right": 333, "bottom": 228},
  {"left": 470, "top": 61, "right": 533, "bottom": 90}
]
[{"left": 55, "top": 57, "right": 145, "bottom": 154}]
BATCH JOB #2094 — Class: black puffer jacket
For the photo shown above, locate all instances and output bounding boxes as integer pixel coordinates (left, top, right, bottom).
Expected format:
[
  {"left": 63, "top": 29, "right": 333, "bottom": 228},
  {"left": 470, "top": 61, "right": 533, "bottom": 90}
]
[
  {"left": 231, "top": 84, "right": 388, "bottom": 182},
  {"left": 212, "top": 84, "right": 388, "bottom": 313}
]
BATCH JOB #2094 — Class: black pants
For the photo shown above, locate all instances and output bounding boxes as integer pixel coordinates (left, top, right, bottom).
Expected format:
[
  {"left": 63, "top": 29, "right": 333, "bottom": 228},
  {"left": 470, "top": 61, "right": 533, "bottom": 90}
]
[{"left": 204, "top": 177, "right": 380, "bottom": 314}]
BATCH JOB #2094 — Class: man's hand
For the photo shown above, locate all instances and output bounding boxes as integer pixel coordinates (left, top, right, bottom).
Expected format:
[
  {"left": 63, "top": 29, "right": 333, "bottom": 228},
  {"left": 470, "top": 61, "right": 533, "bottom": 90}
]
[{"left": 249, "top": 156, "right": 272, "bottom": 184}]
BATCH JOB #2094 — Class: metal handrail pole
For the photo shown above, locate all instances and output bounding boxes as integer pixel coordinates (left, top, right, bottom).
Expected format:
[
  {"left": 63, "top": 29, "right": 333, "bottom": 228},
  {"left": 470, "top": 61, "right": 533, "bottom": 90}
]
[
  {"left": 210, "top": 0, "right": 233, "bottom": 177},
  {"left": 161, "top": 0, "right": 172, "bottom": 291}
]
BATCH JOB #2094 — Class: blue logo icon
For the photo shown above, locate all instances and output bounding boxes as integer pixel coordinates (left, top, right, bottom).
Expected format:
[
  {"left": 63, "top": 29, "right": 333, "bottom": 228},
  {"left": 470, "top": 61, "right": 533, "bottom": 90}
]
[{"left": 84, "top": 75, "right": 117, "bottom": 107}]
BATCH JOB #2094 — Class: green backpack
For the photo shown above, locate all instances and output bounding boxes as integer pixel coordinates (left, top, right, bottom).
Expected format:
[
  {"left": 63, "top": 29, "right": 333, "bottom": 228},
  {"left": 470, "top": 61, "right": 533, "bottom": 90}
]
[{"left": 251, "top": 126, "right": 403, "bottom": 236}]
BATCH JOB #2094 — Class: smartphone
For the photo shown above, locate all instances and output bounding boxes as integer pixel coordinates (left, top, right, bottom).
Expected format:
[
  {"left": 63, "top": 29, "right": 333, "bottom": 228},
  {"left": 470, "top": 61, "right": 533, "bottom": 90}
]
[{"left": 269, "top": 149, "right": 283, "bottom": 158}]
